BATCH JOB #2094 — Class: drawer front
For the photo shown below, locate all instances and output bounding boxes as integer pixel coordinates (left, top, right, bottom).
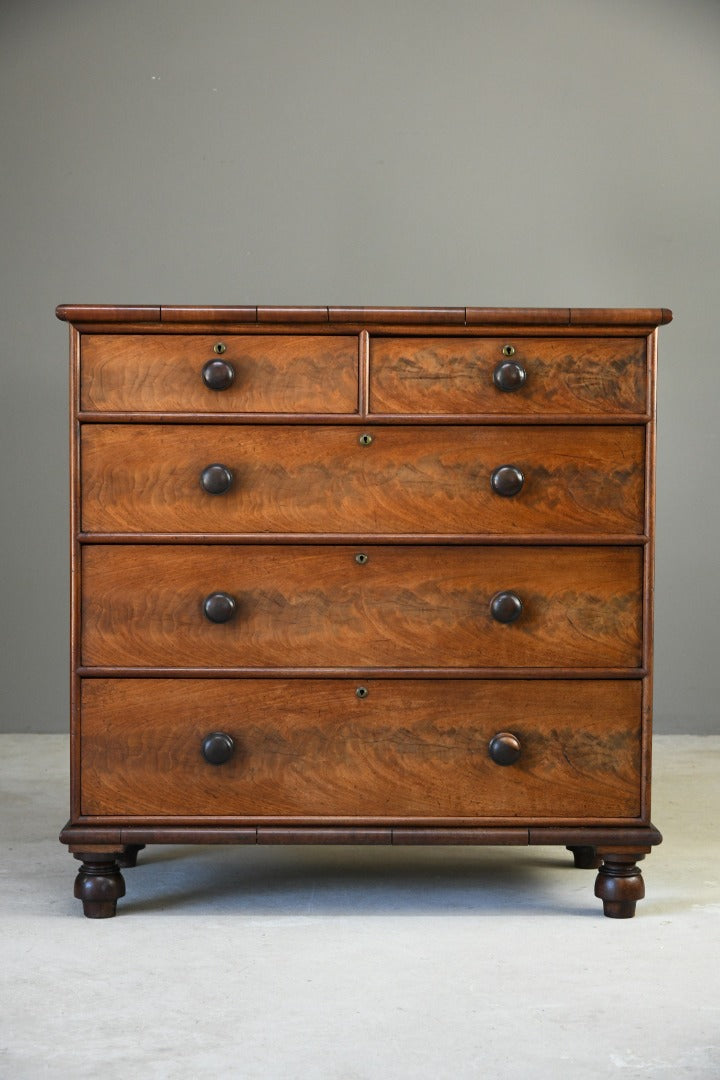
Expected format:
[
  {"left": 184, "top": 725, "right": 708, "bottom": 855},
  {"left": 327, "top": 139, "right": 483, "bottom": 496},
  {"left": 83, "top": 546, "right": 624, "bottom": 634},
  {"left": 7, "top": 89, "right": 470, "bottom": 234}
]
[
  {"left": 81, "top": 545, "right": 643, "bottom": 669},
  {"left": 79, "top": 679, "right": 642, "bottom": 820},
  {"left": 80, "top": 334, "right": 359, "bottom": 414},
  {"left": 80, "top": 424, "right": 645, "bottom": 535},
  {"left": 370, "top": 336, "right": 647, "bottom": 415}
]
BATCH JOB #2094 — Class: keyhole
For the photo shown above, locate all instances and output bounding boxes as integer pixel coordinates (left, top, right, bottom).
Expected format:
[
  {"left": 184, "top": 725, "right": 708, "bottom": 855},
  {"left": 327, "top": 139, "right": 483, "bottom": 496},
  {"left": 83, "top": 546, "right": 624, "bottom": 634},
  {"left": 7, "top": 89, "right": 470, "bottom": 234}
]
[
  {"left": 355, "top": 553, "right": 369, "bottom": 565},
  {"left": 214, "top": 342, "right": 227, "bottom": 354},
  {"left": 358, "top": 433, "right": 373, "bottom": 446}
]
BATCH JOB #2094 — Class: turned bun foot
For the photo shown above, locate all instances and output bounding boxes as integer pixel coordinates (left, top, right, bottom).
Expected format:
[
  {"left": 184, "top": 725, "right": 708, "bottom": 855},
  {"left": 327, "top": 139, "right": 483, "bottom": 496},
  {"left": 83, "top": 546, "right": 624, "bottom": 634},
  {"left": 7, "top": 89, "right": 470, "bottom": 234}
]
[
  {"left": 594, "top": 854, "right": 645, "bottom": 919},
  {"left": 117, "top": 844, "right": 145, "bottom": 868},
  {"left": 73, "top": 853, "right": 126, "bottom": 918},
  {"left": 567, "top": 845, "right": 602, "bottom": 869}
]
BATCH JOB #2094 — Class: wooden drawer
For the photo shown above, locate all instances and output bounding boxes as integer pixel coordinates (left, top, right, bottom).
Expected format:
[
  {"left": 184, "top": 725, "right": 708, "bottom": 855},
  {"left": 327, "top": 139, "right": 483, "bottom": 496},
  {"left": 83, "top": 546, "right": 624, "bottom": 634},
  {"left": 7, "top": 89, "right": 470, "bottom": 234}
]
[
  {"left": 80, "top": 424, "right": 645, "bottom": 536},
  {"left": 81, "top": 544, "right": 643, "bottom": 669},
  {"left": 80, "top": 334, "right": 359, "bottom": 414},
  {"left": 79, "top": 678, "right": 642, "bottom": 821},
  {"left": 370, "top": 337, "right": 648, "bottom": 415}
]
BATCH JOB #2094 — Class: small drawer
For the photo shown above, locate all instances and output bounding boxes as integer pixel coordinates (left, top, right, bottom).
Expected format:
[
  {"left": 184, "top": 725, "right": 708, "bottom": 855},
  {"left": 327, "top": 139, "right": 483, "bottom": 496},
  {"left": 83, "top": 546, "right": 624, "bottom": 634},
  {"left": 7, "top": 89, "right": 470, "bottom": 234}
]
[
  {"left": 81, "top": 544, "right": 643, "bottom": 670},
  {"left": 80, "top": 423, "right": 645, "bottom": 536},
  {"left": 79, "top": 334, "right": 359, "bottom": 414},
  {"left": 79, "top": 678, "right": 642, "bottom": 820},
  {"left": 370, "top": 336, "right": 648, "bottom": 415}
]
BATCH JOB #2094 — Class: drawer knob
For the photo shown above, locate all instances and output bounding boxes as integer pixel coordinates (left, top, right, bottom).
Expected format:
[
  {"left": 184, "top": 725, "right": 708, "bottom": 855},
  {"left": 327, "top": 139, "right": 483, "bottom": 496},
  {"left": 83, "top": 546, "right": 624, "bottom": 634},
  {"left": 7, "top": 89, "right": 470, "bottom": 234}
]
[
  {"left": 490, "top": 464, "right": 524, "bottom": 497},
  {"left": 488, "top": 732, "right": 522, "bottom": 766},
  {"left": 201, "top": 731, "right": 235, "bottom": 765},
  {"left": 200, "top": 463, "right": 233, "bottom": 495},
  {"left": 493, "top": 359, "right": 527, "bottom": 392},
  {"left": 203, "top": 592, "right": 237, "bottom": 623},
  {"left": 490, "top": 590, "right": 523, "bottom": 624},
  {"left": 202, "top": 359, "right": 235, "bottom": 391}
]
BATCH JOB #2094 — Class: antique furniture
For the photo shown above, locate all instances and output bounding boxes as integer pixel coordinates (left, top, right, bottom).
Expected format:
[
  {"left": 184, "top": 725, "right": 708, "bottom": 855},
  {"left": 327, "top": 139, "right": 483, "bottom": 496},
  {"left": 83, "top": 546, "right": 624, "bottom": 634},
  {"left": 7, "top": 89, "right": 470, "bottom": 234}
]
[{"left": 57, "top": 304, "right": 671, "bottom": 918}]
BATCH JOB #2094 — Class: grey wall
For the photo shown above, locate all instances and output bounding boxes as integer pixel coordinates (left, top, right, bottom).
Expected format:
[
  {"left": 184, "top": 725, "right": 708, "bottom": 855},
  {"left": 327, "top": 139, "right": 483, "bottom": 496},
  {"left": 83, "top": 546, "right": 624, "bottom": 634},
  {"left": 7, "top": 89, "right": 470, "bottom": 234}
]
[{"left": 1, "top": 0, "right": 718, "bottom": 733}]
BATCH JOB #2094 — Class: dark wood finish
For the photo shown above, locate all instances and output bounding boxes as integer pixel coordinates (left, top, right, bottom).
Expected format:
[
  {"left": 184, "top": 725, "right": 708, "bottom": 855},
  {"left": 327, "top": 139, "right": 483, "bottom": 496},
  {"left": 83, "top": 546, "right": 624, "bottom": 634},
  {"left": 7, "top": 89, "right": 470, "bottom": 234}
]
[
  {"left": 391, "top": 828, "right": 528, "bottom": 844},
  {"left": 77, "top": 411, "right": 652, "bottom": 426},
  {"left": 567, "top": 845, "right": 602, "bottom": 869},
  {"left": 487, "top": 732, "right": 522, "bottom": 765},
  {"left": 568, "top": 309, "right": 672, "bottom": 326},
  {"left": 160, "top": 306, "right": 256, "bottom": 324},
  {"left": 78, "top": 679, "right": 641, "bottom": 820},
  {"left": 330, "top": 307, "right": 466, "bottom": 325},
  {"left": 257, "top": 828, "right": 391, "bottom": 844},
  {"left": 81, "top": 545, "right": 643, "bottom": 669},
  {"left": 201, "top": 731, "right": 236, "bottom": 765},
  {"left": 57, "top": 305, "right": 161, "bottom": 323},
  {"left": 73, "top": 852, "right": 126, "bottom": 918},
  {"left": 202, "top": 359, "right": 235, "bottom": 391},
  {"left": 530, "top": 827, "right": 661, "bottom": 846},
  {"left": 80, "top": 424, "right": 645, "bottom": 536},
  {"left": 60, "top": 821, "right": 662, "bottom": 848},
  {"left": 78, "top": 533, "right": 649, "bottom": 547},
  {"left": 370, "top": 337, "right": 648, "bottom": 416},
  {"left": 60, "top": 304, "right": 668, "bottom": 917},
  {"left": 77, "top": 666, "right": 646, "bottom": 679},
  {"left": 80, "top": 335, "right": 358, "bottom": 414},
  {"left": 257, "top": 306, "right": 329, "bottom": 323},
  {"left": 56, "top": 305, "right": 673, "bottom": 328},
  {"left": 116, "top": 844, "right": 145, "bottom": 868},
  {"left": 594, "top": 852, "right": 648, "bottom": 918}
]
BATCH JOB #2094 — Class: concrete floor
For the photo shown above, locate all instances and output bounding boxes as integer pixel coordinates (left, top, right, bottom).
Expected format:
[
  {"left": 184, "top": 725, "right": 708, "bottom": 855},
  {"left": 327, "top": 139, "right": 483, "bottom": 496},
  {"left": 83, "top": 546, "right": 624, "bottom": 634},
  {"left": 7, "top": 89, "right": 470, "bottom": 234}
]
[{"left": 0, "top": 735, "right": 718, "bottom": 1080}]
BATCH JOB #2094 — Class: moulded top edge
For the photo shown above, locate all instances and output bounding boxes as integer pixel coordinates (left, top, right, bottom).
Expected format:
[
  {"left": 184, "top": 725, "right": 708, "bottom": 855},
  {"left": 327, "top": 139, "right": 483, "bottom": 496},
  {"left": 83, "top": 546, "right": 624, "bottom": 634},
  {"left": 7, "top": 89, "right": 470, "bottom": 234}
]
[{"left": 55, "top": 305, "right": 673, "bottom": 327}]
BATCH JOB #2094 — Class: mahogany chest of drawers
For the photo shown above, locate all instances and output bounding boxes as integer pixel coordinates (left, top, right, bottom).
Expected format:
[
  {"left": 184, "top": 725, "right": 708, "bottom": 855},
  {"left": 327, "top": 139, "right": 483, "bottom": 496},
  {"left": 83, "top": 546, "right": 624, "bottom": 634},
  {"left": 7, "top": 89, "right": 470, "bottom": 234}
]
[{"left": 58, "top": 304, "right": 671, "bottom": 918}]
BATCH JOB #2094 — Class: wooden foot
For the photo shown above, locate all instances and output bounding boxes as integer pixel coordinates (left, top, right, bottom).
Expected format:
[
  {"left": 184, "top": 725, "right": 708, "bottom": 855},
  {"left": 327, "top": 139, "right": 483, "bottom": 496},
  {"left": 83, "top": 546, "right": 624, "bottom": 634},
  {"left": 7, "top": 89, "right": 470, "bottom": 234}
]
[
  {"left": 567, "top": 845, "right": 602, "bottom": 869},
  {"left": 117, "top": 844, "right": 145, "bottom": 868},
  {"left": 594, "top": 854, "right": 645, "bottom": 918},
  {"left": 73, "top": 853, "right": 126, "bottom": 918}
]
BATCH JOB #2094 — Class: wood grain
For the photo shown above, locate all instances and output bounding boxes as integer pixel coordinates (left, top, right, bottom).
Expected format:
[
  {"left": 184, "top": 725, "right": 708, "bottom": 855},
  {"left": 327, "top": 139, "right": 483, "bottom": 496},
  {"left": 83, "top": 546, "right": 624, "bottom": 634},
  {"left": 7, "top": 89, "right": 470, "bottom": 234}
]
[
  {"left": 56, "top": 305, "right": 672, "bottom": 328},
  {"left": 79, "top": 679, "right": 641, "bottom": 819},
  {"left": 80, "top": 424, "right": 645, "bottom": 536},
  {"left": 80, "top": 335, "right": 359, "bottom": 413},
  {"left": 370, "top": 337, "right": 647, "bottom": 415},
  {"left": 81, "top": 544, "right": 643, "bottom": 669}
]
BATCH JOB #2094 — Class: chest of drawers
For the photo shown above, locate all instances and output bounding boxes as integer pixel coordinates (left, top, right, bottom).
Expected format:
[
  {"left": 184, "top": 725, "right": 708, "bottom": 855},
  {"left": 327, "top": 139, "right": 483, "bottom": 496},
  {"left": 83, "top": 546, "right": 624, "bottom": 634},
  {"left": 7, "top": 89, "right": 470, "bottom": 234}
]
[{"left": 58, "top": 304, "right": 671, "bottom": 918}]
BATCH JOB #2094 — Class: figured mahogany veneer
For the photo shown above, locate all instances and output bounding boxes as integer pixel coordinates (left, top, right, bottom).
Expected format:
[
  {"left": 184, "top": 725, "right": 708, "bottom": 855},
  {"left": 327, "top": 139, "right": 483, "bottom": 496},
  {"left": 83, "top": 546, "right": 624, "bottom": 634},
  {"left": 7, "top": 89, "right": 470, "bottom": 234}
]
[
  {"left": 370, "top": 337, "right": 647, "bottom": 416},
  {"left": 58, "top": 304, "right": 669, "bottom": 919},
  {"left": 80, "top": 334, "right": 359, "bottom": 414},
  {"left": 81, "top": 424, "right": 645, "bottom": 536},
  {"left": 79, "top": 679, "right": 642, "bottom": 820},
  {"left": 81, "top": 544, "right": 642, "bottom": 669}
]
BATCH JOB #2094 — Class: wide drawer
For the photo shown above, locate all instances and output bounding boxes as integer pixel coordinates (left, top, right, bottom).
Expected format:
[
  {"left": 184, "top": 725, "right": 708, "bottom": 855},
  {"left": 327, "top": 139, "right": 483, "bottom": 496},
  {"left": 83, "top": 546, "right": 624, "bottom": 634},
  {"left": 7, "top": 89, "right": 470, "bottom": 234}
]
[
  {"left": 80, "top": 424, "right": 645, "bottom": 535},
  {"left": 370, "top": 336, "right": 648, "bottom": 415},
  {"left": 81, "top": 545, "right": 643, "bottom": 669},
  {"left": 79, "top": 334, "right": 359, "bottom": 414},
  {"left": 79, "top": 678, "right": 642, "bottom": 820}
]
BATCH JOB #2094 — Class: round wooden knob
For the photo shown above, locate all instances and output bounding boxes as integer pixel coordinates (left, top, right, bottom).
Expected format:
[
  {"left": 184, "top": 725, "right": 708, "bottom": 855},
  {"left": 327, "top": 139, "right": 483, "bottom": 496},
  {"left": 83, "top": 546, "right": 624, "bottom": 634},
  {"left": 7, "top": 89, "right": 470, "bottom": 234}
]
[
  {"left": 200, "top": 463, "right": 233, "bottom": 494},
  {"left": 201, "top": 732, "right": 235, "bottom": 765},
  {"left": 490, "top": 590, "right": 523, "bottom": 624},
  {"left": 488, "top": 732, "right": 521, "bottom": 766},
  {"left": 493, "top": 359, "right": 527, "bottom": 392},
  {"left": 491, "top": 464, "right": 524, "bottom": 497},
  {"left": 202, "top": 359, "right": 235, "bottom": 391},
  {"left": 203, "top": 592, "right": 237, "bottom": 623}
]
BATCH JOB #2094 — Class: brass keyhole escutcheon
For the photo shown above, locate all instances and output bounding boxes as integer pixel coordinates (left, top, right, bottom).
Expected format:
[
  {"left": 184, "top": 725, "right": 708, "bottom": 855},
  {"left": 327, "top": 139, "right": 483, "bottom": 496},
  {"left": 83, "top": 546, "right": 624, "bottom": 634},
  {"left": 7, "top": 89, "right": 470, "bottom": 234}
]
[
  {"left": 356, "top": 686, "right": 369, "bottom": 699},
  {"left": 358, "top": 433, "right": 373, "bottom": 446},
  {"left": 355, "top": 552, "right": 369, "bottom": 565},
  {"left": 213, "top": 342, "right": 227, "bottom": 354},
  {"left": 502, "top": 344, "right": 515, "bottom": 356}
]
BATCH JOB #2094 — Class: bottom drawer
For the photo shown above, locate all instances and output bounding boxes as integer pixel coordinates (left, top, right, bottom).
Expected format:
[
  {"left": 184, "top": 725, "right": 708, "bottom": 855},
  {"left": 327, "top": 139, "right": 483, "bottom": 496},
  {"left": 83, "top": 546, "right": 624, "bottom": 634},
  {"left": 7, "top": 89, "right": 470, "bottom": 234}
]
[{"left": 79, "top": 679, "right": 642, "bottom": 822}]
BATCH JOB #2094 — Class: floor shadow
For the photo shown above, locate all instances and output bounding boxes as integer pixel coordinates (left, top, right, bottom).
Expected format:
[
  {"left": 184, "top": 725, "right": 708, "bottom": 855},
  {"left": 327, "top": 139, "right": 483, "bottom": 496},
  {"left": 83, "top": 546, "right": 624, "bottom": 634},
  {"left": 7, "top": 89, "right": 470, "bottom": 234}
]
[{"left": 118, "top": 845, "right": 596, "bottom": 918}]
